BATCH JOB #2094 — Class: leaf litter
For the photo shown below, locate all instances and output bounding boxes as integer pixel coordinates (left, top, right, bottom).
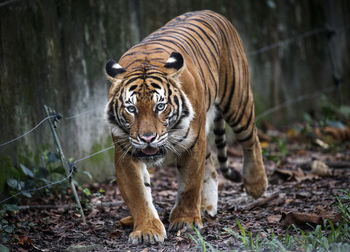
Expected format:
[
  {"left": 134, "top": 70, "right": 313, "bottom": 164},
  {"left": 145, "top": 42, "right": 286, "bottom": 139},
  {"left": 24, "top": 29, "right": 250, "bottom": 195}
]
[{"left": 2, "top": 127, "right": 350, "bottom": 251}]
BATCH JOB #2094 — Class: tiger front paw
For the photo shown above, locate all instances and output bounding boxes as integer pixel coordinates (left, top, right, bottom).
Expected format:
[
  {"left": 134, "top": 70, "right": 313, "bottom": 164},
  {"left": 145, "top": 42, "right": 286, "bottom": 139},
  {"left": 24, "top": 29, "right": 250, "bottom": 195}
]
[
  {"left": 168, "top": 216, "right": 203, "bottom": 232},
  {"left": 128, "top": 218, "right": 166, "bottom": 244},
  {"left": 243, "top": 173, "right": 268, "bottom": 198}
]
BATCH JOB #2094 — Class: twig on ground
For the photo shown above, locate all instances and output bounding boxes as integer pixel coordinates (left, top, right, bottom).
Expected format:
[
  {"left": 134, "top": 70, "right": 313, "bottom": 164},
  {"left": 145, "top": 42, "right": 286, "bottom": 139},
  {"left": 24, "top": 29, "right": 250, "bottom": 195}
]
[
  {"left": 17, "top": 201, "right": 124, "bottom": 210},
  {"left": 239, "top": 192, "right": 280, "bottom": 211}
]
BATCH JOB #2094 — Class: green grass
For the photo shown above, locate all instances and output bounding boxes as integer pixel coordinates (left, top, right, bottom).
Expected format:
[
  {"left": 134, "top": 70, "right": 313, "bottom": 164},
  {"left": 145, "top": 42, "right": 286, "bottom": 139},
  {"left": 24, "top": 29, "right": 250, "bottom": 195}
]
[{"left": 188, "top": 190, "right": 350, "bottom": 251}]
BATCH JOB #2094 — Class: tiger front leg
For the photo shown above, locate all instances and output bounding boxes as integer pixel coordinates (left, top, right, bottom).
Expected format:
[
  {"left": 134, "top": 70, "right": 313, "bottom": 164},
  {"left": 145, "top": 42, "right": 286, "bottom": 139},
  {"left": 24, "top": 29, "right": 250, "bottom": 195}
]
[
  {"left": 114, "top": 149, "right": 166, "bottom": 244},
  {"left": 169, "top": 132, "right": 206, "bottom": 232}
]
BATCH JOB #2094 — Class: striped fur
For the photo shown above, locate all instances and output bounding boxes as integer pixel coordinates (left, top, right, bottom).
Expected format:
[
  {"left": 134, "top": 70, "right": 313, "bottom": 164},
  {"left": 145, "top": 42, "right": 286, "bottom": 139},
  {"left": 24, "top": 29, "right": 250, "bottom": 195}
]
[{"left": 105, "top": 10, "right": 267, "bottom": 244}]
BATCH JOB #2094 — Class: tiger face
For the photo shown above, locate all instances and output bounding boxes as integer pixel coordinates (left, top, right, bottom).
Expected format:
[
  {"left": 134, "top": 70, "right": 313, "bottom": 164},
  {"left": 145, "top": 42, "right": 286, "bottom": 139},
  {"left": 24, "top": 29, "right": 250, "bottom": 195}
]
[{"left": 105, "top": 52, "right": 195, "bottom": 163}]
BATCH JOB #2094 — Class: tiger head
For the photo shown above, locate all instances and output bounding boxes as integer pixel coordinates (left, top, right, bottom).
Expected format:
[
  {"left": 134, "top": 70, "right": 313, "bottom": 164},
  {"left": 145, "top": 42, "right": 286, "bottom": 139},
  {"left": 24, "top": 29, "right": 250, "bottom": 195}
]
[{"left": 105, "top": 52, "right": 194, "bottom": 163}]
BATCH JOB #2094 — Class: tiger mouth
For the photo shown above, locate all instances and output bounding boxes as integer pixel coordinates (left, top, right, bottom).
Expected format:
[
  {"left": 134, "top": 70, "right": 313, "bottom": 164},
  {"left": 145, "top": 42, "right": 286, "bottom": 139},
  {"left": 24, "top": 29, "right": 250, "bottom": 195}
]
[
  {"left": 135, "top": 146, "right": 166, "bottom": 159},
  {"left": 141, "top": 146, "right": 160, "bottom": 155}
]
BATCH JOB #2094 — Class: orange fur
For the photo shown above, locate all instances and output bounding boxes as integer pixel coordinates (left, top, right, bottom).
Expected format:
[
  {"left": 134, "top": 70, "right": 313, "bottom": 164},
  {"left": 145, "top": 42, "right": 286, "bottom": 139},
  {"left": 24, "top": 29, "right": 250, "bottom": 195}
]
[{"left": 105, "top": 10, "right": 267, "bottom": 244}]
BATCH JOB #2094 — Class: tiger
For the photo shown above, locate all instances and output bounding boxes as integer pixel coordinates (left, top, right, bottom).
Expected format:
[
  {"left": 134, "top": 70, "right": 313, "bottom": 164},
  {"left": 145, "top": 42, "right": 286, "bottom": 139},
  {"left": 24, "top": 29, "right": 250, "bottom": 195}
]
[{"left": 105, "top": 10, "right": 268, "bottom": 244}]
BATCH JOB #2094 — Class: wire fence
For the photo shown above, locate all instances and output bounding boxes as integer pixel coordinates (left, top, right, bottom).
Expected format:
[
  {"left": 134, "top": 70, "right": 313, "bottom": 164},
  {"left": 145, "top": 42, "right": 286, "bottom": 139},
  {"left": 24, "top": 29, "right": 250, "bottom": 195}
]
[
  {"left": 0, "top": 22, "right": 348, "bottom": 206},
  {"left": 247, "top": 27, "right": 326, "bottom": 55}
]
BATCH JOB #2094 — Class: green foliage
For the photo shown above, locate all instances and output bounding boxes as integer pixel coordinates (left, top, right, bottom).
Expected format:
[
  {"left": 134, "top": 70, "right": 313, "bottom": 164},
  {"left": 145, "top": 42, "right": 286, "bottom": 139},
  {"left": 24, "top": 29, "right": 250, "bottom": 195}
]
[
  {"left": 83, "top": 188, "right": 91, "bottom": 196},
  {"left": 187, "top": 227, "right": 217, "bottom": 252},
  {"left": 0, "top": 244, "right": 9, "bottom": 252},
  {"left": 0, "top": 204, "right": 19, "bottom": 243},
  {"left": 320, "top": 94, "right": 337, "bottom": 122},
  {"left": 305, "top": 95, "right": 349, "bottom": 129},
  {"left": 262, "top": 135, "right": 288, "bottom": 167},
  {"left": 0, "top": 149, "right": 91, "bottom": 205},
  {"left": 0, "top": 204, "right": 36, "bottom": 246},
  {"left": 0, "top": 151, "right": 65, "bottom": 202},
  {"left": 189, "top": 190, "right": 350, "bottom": 252},
  {"left": 0, "top": 148, "right": 95, "bottom": 206},
  {"left": 274, "top": 136, "right": 288, "bottom": 157}
]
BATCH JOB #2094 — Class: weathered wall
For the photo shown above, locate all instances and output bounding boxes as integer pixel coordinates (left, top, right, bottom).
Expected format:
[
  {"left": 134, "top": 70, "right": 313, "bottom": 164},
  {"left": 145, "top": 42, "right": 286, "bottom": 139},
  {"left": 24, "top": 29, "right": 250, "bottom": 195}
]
[{"left": 0, "top": 0, "right": 349, "bottom": 181}]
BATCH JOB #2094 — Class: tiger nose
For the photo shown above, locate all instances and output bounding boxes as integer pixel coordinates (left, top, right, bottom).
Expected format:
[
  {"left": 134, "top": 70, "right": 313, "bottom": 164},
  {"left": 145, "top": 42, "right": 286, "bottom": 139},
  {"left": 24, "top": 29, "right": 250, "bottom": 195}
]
[{"left": 139, "top": 133, "right": 156, "bottom": 143}]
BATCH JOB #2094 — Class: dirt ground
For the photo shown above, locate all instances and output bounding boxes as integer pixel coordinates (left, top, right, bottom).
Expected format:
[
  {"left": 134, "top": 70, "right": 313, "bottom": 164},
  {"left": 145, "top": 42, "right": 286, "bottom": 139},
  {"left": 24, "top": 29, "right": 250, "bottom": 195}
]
[{"left": 3, "top": 139, "right": 350, "bottom": 251}]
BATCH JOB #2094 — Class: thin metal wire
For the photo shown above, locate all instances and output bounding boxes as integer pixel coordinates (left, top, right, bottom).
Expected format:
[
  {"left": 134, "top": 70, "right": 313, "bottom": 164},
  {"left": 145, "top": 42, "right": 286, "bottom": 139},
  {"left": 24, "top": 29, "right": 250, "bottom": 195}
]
[
  {"left": 0, "top": 105, "right": 105, "bottom": 148},
  {"left": 64, "top": 105, "right": 105, "bottom": 120},
  {"left": 255, "top": 86, "right": 336, "bottom": 122},
  {"left": 0, "top": 144, "right": 114, "bottom": 204},
  {"left": 74, "top": 145, "right": 114, "bottom": 164},
  {"left": 247, "top": 27, "right": 326, "bottom": 55},
  {"left": 0, "top": 168, "right": 74, "bottom": 205},
  {"left": 0, "top": 0, "right": 19, "bottom": 8},
  {"left": 0, "top": 115, "right": 55, "bottom": 148}
]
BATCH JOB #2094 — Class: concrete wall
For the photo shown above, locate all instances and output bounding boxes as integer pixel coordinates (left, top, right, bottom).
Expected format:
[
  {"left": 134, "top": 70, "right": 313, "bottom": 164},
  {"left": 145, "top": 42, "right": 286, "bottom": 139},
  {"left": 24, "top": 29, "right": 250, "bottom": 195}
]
[{"left": 0, "top": 0, "right": 349, "bottom": 181}]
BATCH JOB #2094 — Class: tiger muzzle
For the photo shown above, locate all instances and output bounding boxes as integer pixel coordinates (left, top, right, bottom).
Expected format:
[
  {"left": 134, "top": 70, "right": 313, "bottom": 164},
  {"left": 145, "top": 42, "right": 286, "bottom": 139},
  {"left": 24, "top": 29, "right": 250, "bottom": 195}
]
[{"left": 134, "top": 145, "right": 166, "bottom": 161}]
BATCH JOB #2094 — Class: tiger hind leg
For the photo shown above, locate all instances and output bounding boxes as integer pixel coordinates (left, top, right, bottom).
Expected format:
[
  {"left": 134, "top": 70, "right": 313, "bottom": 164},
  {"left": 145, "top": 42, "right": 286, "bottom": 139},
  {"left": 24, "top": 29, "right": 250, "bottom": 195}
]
[{"left": 225, "top": 99, "right": 268, "bottom": 198}]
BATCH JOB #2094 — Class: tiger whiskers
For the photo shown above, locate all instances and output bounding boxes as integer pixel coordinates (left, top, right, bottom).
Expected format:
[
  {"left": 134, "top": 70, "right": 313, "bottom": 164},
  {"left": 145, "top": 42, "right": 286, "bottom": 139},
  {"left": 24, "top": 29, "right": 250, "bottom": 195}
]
[
  {"left": 164, "top": 141, "right": 180, "bottom": 157},
  {"left": 166, "top": 136, "right": 190, "bottom": 156},
  {"left": 113, "top": 137, "right": 134, "bottom": 164}
]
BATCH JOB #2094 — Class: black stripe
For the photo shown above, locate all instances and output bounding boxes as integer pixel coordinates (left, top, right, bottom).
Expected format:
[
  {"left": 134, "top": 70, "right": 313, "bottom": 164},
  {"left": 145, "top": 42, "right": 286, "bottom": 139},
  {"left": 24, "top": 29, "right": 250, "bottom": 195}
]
[
  {"left": 129, "top": 85, "right": 138, "bottom": 91},
  {"left": 174, "top": 126, "right": 191, "bottom": 144},
  {"left": 174, "top": 24, "right": 219, "bottom": 68},
  {"left": 231, "top": 91, "right": 250, "bottom": 127},
  {"left": 125, "top": 77, "right": 141, "bottom": 85},
  {"left": 214, "top": 111, "right": 223, "bottom": 121},
  {"left": 215, "top": 138, "right": 224, "bottom": 145},
  {"left": 216, "top": 141, "right": 226, "bottom": 149},
  {"left": 187, "top": 22, "right": 219, "bottom": 55},
  {"left": 146, "top": 76, "right": 164, "bottom": 83},
  {"left": 218, "top": 156, "right": 228, "bottom": 163},
  {"left": 237, "top": 128, "right": 254, "bottom": 143},
  {"left": 213, "top": 128, "right": 225, "bottom": 136},
  {"left": 174, "top": 95, "right": 179, "bottom": 106},
  {"left": 151, "top": 83, "right": 161, "bottom": 89},
  {"left": 234, "top": 105, "right": 253, "bottom": 134}
]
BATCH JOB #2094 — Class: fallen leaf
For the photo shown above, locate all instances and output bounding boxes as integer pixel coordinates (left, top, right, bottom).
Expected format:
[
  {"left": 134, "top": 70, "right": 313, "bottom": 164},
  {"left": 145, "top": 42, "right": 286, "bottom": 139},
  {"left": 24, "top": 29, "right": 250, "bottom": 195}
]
[
  {"left": 314, "top": 138, "right": 329, "bottom": 149},
  {"left": 267, "top": 215, "right": 282, "bottom": 224},
  {"left": 119, "top": 216, "right": 133, "bottom": 227},
  {"left": 281, "top": 211, "right": 343, "bottom": 229},
  {"left": 323, "top": 126, "right": 350, "bottom": 142},
  {"left": 297, "top": 149, "right": 307, "bottom": 156},
  {"left": 275, "top": 168, "right": 317, "bottom": 182},
  {"left": 281, "top": 212, "right": 323, "bottom": 228},
  {"left": 87, "top": 209, "right": 99, "bottom": 219},
  {"left": 286, "top": 128, "right": 297, "bottom": 137},
  {"left": 18, "top": 235, "right": 32, "bottom": 248},
  {"left": 275, "top": 168, "right": 304, "bottom": 181},
  {"left": 285, "top": 198, "right": 295, "bottom": 204},
  {"left": 260, "top": 141, "right": 269, "bottom": 149},
  {"left": 311, "top": 160, "right": 331, "bottom": 176},
  {"left": 110, "top": 229, "right": 123, "bottom": 239}
]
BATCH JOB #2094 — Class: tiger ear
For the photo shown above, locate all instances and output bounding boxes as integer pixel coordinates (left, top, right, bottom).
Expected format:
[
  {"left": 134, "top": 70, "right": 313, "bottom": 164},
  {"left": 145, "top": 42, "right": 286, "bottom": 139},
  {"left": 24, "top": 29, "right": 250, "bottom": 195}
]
[
  {"left": 164, "top": 52, "right": 184, "bottom": 78},
  {"left": 105, "top": 59, "right": 126, "bottom": 81}
]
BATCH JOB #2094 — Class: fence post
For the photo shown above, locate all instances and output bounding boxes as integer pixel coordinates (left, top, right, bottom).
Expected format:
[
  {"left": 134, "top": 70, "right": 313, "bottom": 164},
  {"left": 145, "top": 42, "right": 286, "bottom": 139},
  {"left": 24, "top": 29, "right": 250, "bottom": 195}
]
[{"left": 44, "top": 105, "right": 86, "bottom": 223}]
